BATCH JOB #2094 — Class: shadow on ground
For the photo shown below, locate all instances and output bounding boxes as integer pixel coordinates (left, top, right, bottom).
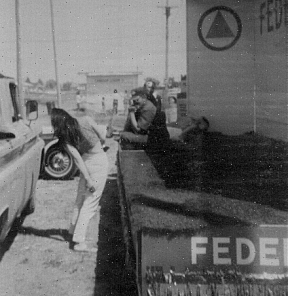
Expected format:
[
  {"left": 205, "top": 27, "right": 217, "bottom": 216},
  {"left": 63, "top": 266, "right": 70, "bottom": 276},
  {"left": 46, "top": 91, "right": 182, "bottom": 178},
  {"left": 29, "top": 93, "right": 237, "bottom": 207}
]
[
  {"left": 94, "top": 174, "right": 137, "bottom": 296},
  {"left": 0, "top": 220, "right": 71, "bottom": 262}
]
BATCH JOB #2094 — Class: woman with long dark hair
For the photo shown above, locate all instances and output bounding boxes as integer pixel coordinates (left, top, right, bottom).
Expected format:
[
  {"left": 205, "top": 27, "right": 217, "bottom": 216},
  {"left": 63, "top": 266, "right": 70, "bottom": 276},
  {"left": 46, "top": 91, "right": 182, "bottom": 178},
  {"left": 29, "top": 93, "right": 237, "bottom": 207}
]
[{"left": 51, "top": 108, "right": 109, "bottom": 252}]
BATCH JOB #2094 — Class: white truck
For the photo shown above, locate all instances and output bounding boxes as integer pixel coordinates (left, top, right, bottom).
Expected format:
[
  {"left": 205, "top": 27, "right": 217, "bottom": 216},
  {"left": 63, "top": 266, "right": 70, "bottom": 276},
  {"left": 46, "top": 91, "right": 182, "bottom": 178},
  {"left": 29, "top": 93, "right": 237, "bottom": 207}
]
[{"left": 0, "top": 74, "right": 44, "bottom": 243}]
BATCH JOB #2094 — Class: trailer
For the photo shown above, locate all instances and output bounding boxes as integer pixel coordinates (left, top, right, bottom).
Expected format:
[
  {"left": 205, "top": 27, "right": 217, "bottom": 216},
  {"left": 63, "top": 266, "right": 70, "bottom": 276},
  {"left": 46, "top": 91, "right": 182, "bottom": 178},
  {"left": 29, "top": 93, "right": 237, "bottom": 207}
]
[
  {"left": 117, "top": 1, "right": 288, "bottom": 295},
  {"left": 117, "top": 131, "right": 288, "bottom": 295},
  {"left": 185, "top": 0, "right": 288, "bottom": 140}
]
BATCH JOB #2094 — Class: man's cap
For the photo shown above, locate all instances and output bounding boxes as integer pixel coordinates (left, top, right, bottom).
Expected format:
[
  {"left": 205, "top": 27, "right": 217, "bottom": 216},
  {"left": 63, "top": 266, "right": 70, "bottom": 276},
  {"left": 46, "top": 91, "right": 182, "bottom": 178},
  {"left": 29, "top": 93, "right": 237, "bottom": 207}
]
[{"left": 131, "top": 87, "right": 148, "bottom": 98}]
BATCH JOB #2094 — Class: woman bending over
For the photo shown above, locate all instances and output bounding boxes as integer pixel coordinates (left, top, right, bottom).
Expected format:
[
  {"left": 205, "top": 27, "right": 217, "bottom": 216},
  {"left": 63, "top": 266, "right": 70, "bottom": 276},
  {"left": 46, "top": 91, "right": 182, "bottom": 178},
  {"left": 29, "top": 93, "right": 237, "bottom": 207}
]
[{"left": 51, "top": 108, "right": 109, "bottom": 252}]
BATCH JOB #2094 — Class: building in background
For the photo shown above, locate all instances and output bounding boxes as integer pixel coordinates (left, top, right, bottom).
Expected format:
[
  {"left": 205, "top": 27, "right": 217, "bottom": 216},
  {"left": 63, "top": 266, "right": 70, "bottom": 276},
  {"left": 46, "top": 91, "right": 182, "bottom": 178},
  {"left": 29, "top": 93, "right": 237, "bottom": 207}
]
[
  {"left": 83, "top": 72, "right": 142, "bottom": 113},
  {"left": 77, "top": 83, "right": 87, "bottom": 93},
  {"left": 86, "top": 72, "right": 141, "bottom": 95}
]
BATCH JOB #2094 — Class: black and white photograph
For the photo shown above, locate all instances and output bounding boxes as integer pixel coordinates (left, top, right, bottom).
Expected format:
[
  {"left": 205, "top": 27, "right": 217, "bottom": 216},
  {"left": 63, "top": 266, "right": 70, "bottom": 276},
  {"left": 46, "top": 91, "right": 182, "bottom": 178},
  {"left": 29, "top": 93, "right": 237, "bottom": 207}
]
[{"left": 0, "top": 0, "right": 287, "bottom": 295}]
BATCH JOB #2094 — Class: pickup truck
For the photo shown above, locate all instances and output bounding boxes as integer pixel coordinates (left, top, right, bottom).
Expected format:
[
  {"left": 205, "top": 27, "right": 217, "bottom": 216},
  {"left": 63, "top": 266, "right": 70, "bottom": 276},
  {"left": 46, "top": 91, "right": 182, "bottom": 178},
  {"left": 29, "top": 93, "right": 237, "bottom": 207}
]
[{"left": 0, "top": 74, "right": 44, "bottom": 243}]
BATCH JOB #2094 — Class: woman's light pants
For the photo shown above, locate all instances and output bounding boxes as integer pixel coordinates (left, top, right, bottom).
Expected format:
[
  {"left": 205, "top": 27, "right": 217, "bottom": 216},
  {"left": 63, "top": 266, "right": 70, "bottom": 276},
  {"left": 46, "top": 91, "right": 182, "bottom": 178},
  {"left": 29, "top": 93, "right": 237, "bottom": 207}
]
[{"left": 69, "top": 151, "right": 109, "bottom": 243}]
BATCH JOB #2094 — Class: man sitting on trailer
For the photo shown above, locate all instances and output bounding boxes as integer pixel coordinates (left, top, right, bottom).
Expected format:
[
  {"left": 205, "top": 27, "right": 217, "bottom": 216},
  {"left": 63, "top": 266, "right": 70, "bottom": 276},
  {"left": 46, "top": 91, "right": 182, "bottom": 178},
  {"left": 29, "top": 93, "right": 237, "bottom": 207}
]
[
  {"left": 120, "top": 87, "right": 156, "bottom": 150},
  {"left": 144, "top": 80, "right": 162, "bottom": 112}
]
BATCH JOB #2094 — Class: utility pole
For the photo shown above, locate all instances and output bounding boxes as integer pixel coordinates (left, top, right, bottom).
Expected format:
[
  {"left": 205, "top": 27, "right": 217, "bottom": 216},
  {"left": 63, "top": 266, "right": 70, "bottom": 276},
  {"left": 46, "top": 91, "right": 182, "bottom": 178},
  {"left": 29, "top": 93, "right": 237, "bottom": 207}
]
[
  {"left": 164, "top": 1, "right": 170, "bottom": 85},
  {"left": 158, "top": 0, "right": 177, "bottom": 108},
  {"left": 50, "top": 0, "right": 62, "bottom": 107},
  {"left": 15, "top": 0, "right": 25, "bottom": 118}
]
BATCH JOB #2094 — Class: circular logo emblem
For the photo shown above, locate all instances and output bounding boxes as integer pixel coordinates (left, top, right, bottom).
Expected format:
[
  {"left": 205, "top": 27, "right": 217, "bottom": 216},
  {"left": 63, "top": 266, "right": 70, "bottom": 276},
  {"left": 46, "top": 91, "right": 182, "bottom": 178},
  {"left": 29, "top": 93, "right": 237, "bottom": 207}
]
[{"left": 198, "top": 6, "right": 242, "bottom": 51}]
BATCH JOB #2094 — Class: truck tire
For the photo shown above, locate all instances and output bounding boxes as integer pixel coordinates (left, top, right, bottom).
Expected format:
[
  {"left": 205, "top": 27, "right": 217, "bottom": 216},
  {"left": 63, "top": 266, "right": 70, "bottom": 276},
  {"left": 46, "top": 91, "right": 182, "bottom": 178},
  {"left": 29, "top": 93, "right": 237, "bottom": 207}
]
[{"left": 43, "top": 144, "right": 77, "bottom": 180}]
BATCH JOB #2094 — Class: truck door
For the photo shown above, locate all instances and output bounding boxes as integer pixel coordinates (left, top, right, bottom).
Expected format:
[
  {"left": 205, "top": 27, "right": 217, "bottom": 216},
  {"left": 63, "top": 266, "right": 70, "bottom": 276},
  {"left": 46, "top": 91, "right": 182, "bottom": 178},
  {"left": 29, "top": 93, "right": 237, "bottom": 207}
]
[{"left": 0, "top": 82, "right": 29, "bottom": 225}]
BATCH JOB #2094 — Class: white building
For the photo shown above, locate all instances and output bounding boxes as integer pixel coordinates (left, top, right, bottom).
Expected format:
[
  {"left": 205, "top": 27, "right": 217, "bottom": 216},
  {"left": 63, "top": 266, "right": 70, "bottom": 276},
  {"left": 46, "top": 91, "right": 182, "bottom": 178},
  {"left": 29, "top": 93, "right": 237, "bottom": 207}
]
[{"left": 84, "top": 72, "right": 141, "bottom": 113}]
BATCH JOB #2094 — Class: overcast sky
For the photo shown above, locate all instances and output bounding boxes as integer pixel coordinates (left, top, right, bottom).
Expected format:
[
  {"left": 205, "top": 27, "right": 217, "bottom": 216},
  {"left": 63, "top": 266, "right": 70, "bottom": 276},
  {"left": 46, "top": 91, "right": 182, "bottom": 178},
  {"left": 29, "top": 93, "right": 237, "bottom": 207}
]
[{"left": 0, "top": 0, "right": 186, "bottom": 85}]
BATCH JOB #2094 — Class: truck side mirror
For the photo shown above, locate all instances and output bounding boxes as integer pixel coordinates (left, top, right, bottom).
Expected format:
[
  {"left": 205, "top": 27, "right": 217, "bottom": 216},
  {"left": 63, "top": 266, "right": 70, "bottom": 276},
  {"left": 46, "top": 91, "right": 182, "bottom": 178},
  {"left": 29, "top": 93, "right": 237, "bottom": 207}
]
[{"left": 26, "top": 100, "right": 39, "bottom": 121}]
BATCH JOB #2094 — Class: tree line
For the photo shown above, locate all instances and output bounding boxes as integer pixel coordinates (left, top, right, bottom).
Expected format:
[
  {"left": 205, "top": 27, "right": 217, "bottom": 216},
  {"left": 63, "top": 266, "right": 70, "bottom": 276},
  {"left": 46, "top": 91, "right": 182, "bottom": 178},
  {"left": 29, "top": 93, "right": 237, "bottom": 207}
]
[
  {"left": 25, "top": 75, "right": 186, "bottom": 92},
  {"left": 25, "top": 77, "right": 76, "bottom": 91}
]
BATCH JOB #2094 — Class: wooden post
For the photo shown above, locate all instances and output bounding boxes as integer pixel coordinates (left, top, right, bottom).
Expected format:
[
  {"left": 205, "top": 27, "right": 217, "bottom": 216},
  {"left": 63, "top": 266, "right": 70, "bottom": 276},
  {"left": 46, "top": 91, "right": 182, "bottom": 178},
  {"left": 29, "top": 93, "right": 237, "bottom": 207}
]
[{"left": 50, "top": 0, "right": 62, "bottom": 108}]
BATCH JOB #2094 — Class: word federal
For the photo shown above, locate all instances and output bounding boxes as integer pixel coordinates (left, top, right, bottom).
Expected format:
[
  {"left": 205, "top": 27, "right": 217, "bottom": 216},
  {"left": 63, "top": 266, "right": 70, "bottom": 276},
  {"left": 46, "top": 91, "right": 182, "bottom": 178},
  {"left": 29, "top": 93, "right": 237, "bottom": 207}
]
[{"left": 191, "top": 236, "right": 288, "bottom": 267}]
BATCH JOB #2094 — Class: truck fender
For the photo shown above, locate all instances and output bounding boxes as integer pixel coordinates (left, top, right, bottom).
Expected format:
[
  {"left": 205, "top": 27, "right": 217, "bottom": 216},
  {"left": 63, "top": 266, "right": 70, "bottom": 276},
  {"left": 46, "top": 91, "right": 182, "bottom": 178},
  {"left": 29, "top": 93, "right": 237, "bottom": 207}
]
[
  {"left": 43, "top": 138, "right": 59, "bottom": 153},
  {"left": 40, "top": 139, "right": 59, "bottom": 175}
]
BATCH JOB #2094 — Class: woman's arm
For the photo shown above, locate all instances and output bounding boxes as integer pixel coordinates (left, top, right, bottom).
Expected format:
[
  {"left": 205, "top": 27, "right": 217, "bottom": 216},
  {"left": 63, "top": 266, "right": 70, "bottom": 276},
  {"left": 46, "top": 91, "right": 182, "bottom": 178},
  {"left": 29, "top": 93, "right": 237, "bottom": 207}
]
[{"left": 66, "top": 143, "right": 95, "bottom": 190}]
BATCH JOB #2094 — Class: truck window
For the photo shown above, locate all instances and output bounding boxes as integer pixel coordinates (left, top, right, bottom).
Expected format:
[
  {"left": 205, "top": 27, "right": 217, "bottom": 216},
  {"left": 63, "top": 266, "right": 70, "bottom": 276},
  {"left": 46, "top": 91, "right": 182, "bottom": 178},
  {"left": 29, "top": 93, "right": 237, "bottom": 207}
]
[{"left": 9, "top": 83, "right": 20, "bottom": 122}]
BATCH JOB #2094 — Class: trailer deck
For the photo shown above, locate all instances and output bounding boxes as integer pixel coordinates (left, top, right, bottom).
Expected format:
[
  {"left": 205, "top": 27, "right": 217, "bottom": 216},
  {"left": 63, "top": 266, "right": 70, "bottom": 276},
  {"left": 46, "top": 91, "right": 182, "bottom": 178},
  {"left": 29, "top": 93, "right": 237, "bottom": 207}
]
[{"left": 117, "top": 132, "right": 288, "bottom": 296}]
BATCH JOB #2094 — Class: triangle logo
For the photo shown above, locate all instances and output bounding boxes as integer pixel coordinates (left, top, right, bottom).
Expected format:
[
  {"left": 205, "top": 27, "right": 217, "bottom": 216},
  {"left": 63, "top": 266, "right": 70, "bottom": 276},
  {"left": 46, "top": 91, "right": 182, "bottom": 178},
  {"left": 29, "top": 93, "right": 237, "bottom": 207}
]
[{"left": 206, "top": 10, "right": 235, "bottom": 39}]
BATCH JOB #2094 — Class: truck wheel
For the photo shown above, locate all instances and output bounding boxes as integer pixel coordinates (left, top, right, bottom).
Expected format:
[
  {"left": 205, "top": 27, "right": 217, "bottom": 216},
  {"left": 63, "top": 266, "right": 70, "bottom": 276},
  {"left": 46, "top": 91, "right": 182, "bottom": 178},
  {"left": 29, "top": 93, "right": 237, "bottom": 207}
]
[{"left": 44, "top": 144, "right": 77, "bottom": 180}]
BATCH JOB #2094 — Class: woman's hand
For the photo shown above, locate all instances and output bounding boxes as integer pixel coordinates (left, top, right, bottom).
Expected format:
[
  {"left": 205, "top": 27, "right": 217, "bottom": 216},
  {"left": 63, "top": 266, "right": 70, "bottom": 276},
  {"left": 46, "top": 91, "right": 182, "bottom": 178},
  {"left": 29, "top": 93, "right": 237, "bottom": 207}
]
[
  {"left": 66, "top": 144, "right": 96, "bottom": 188},
  {"left": 128, "top": 106, "right": 136, "bottom": 112},
  {"left": 86, "top": 179, "right": 96, "bottom": 193}
]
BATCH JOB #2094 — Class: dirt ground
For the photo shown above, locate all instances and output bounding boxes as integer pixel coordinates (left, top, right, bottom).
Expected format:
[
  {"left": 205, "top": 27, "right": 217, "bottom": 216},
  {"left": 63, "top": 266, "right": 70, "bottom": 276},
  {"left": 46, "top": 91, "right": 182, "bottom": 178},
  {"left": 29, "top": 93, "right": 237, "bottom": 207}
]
[{"left": 0, "top": 103, "right": 137, "bottom": 296}]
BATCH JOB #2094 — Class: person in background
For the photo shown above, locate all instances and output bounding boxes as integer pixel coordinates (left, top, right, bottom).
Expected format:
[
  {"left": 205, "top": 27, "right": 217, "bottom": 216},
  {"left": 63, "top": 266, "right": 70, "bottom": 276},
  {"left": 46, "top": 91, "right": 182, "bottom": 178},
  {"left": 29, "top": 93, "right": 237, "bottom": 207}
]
[
  {"left": 144, "top": 80, "right": 162, "bottom": 112},
  {"left": 120, "top": 87, "right": 156, "bottom": 149},
  {"left": 112, "top": 89, "right": 119, "bottom": 114},
  {"left": 143, "top": 80, "right": 170, "bottom": 152},
  {"left": 50, "top": 108, "right": 109, "bottom": 252},
  {"left": 166, "top": 96, "right": 177, "bottom": 123},
  {"left": 102, "top": 97, "right": 106, "bottom": 115},
  {"left": 76, "top": 90, "right": 82, "bottom": 111},
  {"left": 123, "top": 90, "right": 129, "bottom": 116}
]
